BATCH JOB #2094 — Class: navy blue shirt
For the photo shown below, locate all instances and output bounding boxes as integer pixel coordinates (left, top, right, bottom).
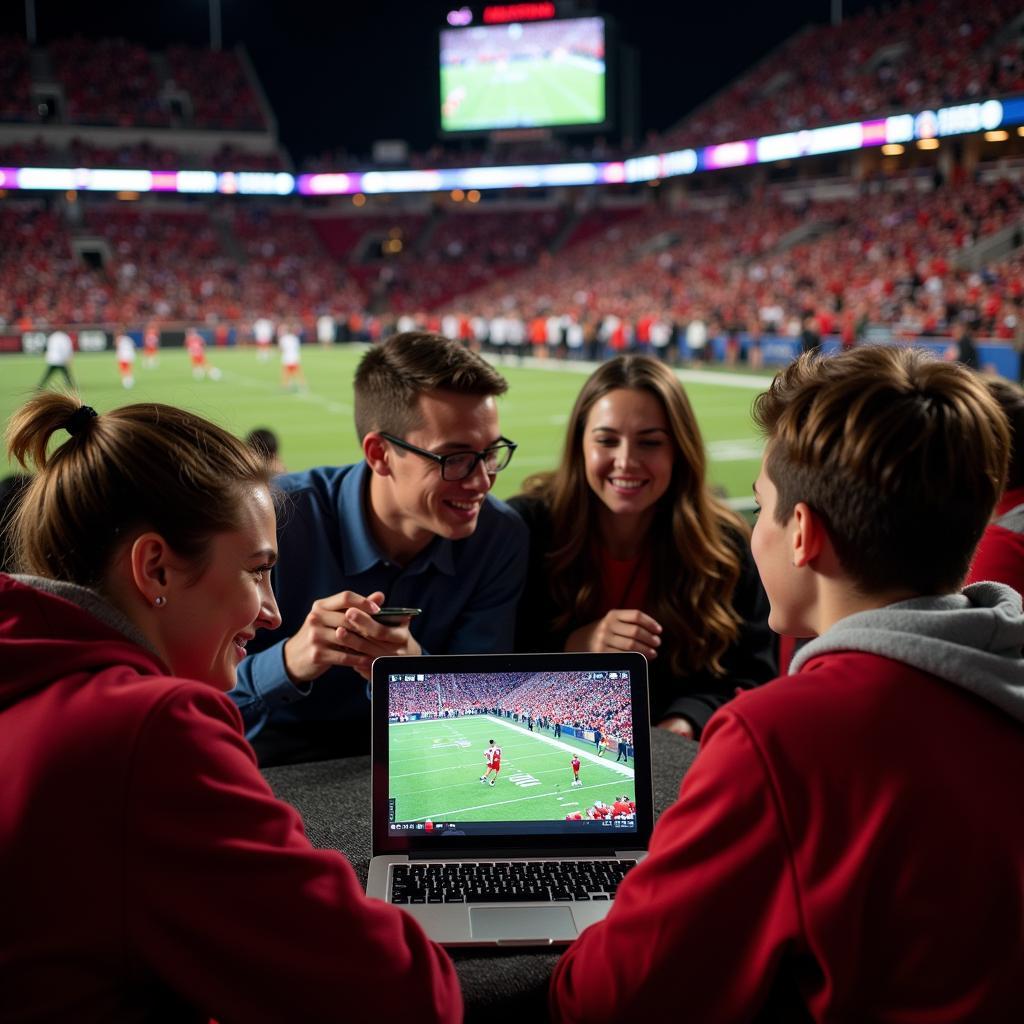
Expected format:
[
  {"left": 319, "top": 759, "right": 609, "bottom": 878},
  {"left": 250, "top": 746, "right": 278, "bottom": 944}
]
[{"left": 230, "top": 463, "right": 528, "bottom": 739}]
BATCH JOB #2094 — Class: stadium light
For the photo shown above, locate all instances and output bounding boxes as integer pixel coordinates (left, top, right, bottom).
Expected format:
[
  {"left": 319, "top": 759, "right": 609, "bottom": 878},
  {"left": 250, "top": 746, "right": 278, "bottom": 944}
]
[{"left": 3, "top": 93, "right": 1024, "bottom": 198}]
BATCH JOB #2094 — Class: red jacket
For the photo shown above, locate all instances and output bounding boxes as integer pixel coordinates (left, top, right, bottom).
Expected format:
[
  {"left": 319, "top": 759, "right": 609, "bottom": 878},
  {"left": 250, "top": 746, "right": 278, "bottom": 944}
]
[
  {"left": 551, "top": 650, "right": 1024, "bottom": 1022},
  {"left": 967, "top": 485, "right": 1024, "bottom": 595},
  {"left": 0, "top": 575, "right": 460, "bottom": 1023}
]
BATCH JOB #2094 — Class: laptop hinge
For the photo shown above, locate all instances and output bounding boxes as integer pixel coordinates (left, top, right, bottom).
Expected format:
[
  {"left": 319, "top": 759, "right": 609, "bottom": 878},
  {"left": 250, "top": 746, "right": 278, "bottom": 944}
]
[{"left": 407, "top": 848, "right": 624, "bottom": 860}]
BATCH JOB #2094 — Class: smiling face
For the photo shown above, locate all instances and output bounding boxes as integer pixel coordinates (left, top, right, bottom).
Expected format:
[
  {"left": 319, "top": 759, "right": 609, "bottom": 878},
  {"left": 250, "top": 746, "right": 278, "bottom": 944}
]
[
  {"left": 160, "top": 485, "right": 281, "bottom": 690},
  {"left": 370, "top": 390, "right": 502, "bottom": 561},
  {"left": 582, "top": 388, "right": 675, "bottom": 526}
]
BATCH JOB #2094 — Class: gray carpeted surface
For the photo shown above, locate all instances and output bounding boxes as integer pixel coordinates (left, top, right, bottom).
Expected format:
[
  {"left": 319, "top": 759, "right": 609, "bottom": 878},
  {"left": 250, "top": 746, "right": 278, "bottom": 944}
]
[{"left": 263, "top": 727, "right": 697, "bottom": 1021}]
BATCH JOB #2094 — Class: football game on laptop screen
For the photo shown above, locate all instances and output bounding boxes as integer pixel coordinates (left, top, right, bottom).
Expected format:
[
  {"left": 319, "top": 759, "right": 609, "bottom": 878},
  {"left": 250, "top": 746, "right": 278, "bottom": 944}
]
[{"left": 381, "top": 662, "right": 645, "bottom": 841}]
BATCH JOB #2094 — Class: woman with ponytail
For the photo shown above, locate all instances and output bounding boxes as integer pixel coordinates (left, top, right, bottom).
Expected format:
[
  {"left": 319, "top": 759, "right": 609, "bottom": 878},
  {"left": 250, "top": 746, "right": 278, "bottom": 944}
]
[
  {"left": 0, "top": 394, "right": 458, "bottom": 1023},
  {"left": 510, "top": 355, "right": 775, "bottom": 738}
]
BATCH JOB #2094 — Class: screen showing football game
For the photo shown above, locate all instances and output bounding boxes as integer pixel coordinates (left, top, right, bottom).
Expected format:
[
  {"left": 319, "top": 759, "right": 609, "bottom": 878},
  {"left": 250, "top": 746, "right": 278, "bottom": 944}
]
[
  {"left": 439, "top": 17, "right": 606, "bottom": 133},
  {"left": 387, "top": 669, "right": 636, "bottom": 838}
]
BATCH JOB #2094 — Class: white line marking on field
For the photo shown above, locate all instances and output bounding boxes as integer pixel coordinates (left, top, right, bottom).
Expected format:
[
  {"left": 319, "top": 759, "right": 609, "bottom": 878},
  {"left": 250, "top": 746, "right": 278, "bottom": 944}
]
[
  {"left": 487, "top": 355, "right": 775, "bottom": 390},
  {"left": 219, "top": 369, "right": 352, "bottom": 414},
  {"left": 485, "top": 716, "right": 634, "bottom": 778}
]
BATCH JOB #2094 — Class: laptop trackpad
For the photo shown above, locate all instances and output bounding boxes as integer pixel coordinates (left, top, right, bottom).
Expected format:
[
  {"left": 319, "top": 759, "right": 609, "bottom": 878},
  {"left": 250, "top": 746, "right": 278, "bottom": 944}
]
[{"left": 470, "top": 906, "right": 578, "bottom": 942}]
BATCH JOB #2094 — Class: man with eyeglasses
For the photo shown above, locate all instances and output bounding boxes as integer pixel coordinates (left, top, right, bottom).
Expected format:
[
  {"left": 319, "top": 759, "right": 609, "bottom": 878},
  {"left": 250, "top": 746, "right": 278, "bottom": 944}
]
[{"left": 231, "top": 332, "right": 527, "bottom": 765}]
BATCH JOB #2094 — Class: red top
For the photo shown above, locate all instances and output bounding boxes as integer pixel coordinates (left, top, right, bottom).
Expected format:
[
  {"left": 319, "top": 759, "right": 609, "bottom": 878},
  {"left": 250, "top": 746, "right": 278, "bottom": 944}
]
[
  {"left": 0, "top": 575, "right": 460, "bottom": 1023},
  {"left": 551, "top": 651, "right": 1024, "bottom": 1022},
  {"left": 966, "top": 485, "right": 1024, "bottom": 595},
  {"left": 595, "top": 547, "right": 651, "bottom": 617}
]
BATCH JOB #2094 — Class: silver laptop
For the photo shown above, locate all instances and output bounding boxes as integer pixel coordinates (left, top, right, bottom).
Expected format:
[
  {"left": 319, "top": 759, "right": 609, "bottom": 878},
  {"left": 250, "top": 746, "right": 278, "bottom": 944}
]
[{"left": 366, "top": 651, "right": 653, "bottom": 947}]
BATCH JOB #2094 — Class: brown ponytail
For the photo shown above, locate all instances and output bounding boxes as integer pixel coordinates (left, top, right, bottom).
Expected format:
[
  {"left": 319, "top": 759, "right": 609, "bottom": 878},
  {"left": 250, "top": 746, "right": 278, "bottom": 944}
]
[{"left": 5, "top": 393, "right": 271, "bottom": 586}]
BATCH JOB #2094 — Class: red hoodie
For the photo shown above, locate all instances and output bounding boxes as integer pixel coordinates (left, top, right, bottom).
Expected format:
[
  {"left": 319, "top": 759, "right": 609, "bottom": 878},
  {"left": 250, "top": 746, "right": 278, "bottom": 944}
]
[
  {"left": 0, "top": 574, "right": 460, "bottom": 1023},
  {"left": 551, "top": 623, "right": 1024, "bottom": 1022}
]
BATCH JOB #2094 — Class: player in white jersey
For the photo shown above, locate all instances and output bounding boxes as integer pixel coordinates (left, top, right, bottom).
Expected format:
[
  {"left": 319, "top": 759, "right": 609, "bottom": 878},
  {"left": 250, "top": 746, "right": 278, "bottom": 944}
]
[
  {"left": 479, "top": 739, "right": 502, "bottom": 786},
  {"left": 253, "top": 316, "right": 274, "bottom": 361},
  {"left": 38, "top": 330, "right": 74, "bottom": 390},
  {"left": 279, "top": 328, "right": 306, "bottom": 391},
  {"left": 316, "top": 313, "right": 336, "bottom": 346},
  {"left": 115, "top": 332, "right": 136, "bottom": 389}
]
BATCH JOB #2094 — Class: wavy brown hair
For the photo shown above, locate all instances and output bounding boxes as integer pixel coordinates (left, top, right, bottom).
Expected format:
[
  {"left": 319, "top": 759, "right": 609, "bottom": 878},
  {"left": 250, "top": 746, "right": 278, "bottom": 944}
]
[{"left": 521, "top": 355, "right": 747, "bottom": 677}]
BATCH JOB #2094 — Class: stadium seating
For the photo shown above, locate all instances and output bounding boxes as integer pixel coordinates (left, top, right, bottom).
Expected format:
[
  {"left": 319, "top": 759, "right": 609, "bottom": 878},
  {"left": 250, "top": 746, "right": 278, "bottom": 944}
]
[
  {"left": 50, "top": 37, "right": 169, "bottom": 128},
  {"left": 388, "top": 672, "right": 633, "bottom": 745},
  {"left": 652, "top": 0, "right": 1024, "bottom": 154},
  {"left": 0, "top": 36, "right": 34, "bottom": 123}
]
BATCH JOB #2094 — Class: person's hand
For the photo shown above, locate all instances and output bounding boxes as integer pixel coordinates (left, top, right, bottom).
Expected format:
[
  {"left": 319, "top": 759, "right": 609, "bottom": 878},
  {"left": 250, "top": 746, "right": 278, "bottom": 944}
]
[
  {"left": 332, "top": 604, "right": 422, "bottom": 681},
  {"left": 565, "top": 609, "right": 662, "bottom": 659},
  {"left": 657, "top": 716, "right": 695, "bottom": 740},
  {"left": 283, "top": 590, "right": 391, "bottom": 683}
]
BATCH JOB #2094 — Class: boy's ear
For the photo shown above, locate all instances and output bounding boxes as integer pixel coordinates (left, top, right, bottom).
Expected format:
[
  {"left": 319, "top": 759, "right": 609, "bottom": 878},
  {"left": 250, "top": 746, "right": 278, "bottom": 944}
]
[
  {"left": 791, "top": 501, "right": 825, "bottom": 568},
  {"left": 363, "top": 432, "right": 391, "bottom": 476}
]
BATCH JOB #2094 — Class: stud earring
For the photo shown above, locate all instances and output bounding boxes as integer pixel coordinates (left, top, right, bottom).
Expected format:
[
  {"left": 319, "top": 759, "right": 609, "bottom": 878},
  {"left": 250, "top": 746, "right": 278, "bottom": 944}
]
[{"left": 154, "top": 595, "right": 167, "bottom": 607}]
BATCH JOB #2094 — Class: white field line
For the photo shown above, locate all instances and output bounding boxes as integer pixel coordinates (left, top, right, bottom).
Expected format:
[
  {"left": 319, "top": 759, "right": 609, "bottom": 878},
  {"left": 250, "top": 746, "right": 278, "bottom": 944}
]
[
  {"left": 406, "top": 781, "right": 623, "bottom": 822},
  {"left": 220, "top": 368, "right": 352, "bottom": 415},
  {"left": 486, "top": 716, "right": 634, "bottom": 778},
  {"left": 486, "top": 354, "right": 775, "bottom": 390}
]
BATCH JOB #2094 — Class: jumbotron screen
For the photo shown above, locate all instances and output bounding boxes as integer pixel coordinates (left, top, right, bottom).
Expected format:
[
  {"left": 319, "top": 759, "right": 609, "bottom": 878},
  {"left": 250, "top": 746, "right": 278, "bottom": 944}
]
[{"left": 439, "top": 16, "right": 607, "bottom": 133}]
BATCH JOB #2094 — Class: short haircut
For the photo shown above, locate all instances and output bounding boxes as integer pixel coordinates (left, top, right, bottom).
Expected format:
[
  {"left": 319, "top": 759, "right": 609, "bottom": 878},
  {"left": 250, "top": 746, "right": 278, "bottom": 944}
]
[
  {"left": 6, "top": 393, "right": 271, "bottom": 586},
  {"left": 753, "top": 347, "right": 1009, "bottom": 595},
  {"left": 353, "top": 332, "right": 507, "bottom": 440},
  {"left": 984, "top": 377, "right": 1024, "bottom": 492},
  {"left": 245, "top": 427, "right": 280, "bottom": 459}
]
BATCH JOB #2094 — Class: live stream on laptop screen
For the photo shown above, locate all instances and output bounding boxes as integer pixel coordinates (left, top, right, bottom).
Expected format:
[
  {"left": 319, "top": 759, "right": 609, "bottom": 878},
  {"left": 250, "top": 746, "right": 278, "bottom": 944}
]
[{"left": 383, "top": 666, "right": 641, "bottom": 840}]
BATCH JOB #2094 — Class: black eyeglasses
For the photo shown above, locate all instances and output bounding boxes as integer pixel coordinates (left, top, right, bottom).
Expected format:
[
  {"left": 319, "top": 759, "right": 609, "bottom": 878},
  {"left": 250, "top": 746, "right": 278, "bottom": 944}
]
[{"left": 380, "top": 433, "right": 517, "bottom": 481}]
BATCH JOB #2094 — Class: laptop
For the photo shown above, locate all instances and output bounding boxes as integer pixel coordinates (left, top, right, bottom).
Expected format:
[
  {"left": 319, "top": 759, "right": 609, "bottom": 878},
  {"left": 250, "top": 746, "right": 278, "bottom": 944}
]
[{"left": 366, "top": 651, "right": 653, "bottom": 947}]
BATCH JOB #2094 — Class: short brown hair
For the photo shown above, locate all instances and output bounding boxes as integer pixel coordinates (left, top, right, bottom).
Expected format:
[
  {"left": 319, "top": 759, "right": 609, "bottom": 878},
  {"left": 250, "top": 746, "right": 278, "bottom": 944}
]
[
  {"left": 6, "top": 393, "right": 272, "bottom": 586},
  {"left": 353, "top": 332, "right": 508, "bottom": 440},
  {"left": 753, "top": 347, "right": 1009, "bottom": 594},
  {"left": 984, "top": 377, "right": 1024, "bottom": 492}
]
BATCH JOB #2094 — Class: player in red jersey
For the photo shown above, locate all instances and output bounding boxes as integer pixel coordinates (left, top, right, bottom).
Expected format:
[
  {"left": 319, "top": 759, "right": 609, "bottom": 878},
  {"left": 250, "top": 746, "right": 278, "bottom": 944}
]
[
  {"left": 612, "top": 796, "right": 633, "bottom": 819},
  {"left": 479, "top": 739, "right": 501, "bottom": 786},
  {"left": 186, "top": 329, "right": 221, "bottom": 382},
  {"left": 142, "top": 322, "right": 160, "bottom": 368},
  {"left": 570, "top": 756, "right": 582, "bottom": 787}
]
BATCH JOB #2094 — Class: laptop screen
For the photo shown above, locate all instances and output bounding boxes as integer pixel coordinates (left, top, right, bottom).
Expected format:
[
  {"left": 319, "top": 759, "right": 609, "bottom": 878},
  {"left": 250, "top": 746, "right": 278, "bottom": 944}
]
[{"left": 377, "top": 658, "right": 647, "bottom": 844}]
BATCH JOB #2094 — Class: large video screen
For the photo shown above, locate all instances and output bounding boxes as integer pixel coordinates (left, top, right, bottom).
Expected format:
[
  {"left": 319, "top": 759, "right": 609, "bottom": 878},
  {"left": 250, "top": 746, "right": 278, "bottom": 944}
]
[{"left": 439, "top": 16, "right": 607, "bottom": 133}]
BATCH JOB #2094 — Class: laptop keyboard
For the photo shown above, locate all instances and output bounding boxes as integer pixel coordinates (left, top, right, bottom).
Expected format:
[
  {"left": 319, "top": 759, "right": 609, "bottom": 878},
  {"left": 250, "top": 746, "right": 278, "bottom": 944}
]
[{"left": 389, "top": 859, "right": 638, "bottom": 904}]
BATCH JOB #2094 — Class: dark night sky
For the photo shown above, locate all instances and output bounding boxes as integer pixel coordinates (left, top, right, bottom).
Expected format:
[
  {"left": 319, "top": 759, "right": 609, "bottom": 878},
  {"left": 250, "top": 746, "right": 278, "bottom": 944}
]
[{"left": 1, "top": 0, "right": 878, "bottom": 162}]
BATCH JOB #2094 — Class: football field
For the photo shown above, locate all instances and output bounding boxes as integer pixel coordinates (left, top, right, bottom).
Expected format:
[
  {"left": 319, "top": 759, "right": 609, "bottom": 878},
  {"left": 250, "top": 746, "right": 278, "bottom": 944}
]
[
  {"left": 388, "top": 715, "right": 634, "bottom": 824},
  {"left": 0, "top": 345, "right": 768, "bottom": 503},
  {"left": 442, "top": 59, "right": 605, "bottom": 131}
]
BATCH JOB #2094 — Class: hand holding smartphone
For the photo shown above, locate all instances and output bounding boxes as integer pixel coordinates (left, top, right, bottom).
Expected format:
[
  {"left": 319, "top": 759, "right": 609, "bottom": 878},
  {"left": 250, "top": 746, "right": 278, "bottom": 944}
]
[{"left": 371, "top": 607, "right": 422, "bottom": 625}]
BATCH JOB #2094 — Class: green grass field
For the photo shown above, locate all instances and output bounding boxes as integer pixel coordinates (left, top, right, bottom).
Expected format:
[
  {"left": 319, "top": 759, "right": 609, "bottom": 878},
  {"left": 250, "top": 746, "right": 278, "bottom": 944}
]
[
  {"left": 441, "top": 59, "right": 604, "bottom": 131},
  {"left": 0, "top": 346, "right": 768, "bottom": 503},
  {"left": 389, "top": 715, "right": 634, "bottom": 824}
]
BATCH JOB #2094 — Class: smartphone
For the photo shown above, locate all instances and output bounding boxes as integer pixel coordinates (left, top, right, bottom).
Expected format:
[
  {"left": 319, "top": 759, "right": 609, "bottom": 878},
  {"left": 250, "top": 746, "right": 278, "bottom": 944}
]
[{"left": 371, "top": 607, "right": 422, "bottom": 624}]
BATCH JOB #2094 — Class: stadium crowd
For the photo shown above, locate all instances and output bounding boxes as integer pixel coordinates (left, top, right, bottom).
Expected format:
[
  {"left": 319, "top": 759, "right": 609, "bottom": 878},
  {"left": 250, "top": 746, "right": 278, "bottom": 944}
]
[
  {"left": 0, "top": 35, "right": 266, "bottom": 132},
  {"left": 385, "top": 671, "right": 633, "bottom": 745},
  {"left": 3, "top": 169, "right": 1023, "bottom": 348},
  {"left": 651, "top": 0, "right": 1024, "bottom": 154}
]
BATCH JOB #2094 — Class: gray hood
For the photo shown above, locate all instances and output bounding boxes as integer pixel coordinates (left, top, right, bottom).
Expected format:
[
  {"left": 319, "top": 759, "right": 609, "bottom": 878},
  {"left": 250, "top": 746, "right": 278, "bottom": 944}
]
[{"left": 790, "top": 582, "right": 1024, "bottom": 724}]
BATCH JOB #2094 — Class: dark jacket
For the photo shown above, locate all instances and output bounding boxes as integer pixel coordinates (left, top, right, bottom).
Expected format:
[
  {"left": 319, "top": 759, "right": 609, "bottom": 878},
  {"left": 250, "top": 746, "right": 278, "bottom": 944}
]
[{"left": 508, "top": 493, "right": 776, "bottom": 734}]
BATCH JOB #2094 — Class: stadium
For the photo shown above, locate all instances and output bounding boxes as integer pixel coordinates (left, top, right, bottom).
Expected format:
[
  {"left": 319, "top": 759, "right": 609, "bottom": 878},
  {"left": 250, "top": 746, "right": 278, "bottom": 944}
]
[{"left": 3, "top": 0, "right": 1024, "bottom": 1020}]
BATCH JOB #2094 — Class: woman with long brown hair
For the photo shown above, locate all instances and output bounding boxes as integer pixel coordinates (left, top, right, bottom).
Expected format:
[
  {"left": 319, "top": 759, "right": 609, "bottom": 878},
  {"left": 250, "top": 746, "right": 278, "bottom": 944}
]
[{"left": 510, "top": 355, "right": 774, "bottom": 738}]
